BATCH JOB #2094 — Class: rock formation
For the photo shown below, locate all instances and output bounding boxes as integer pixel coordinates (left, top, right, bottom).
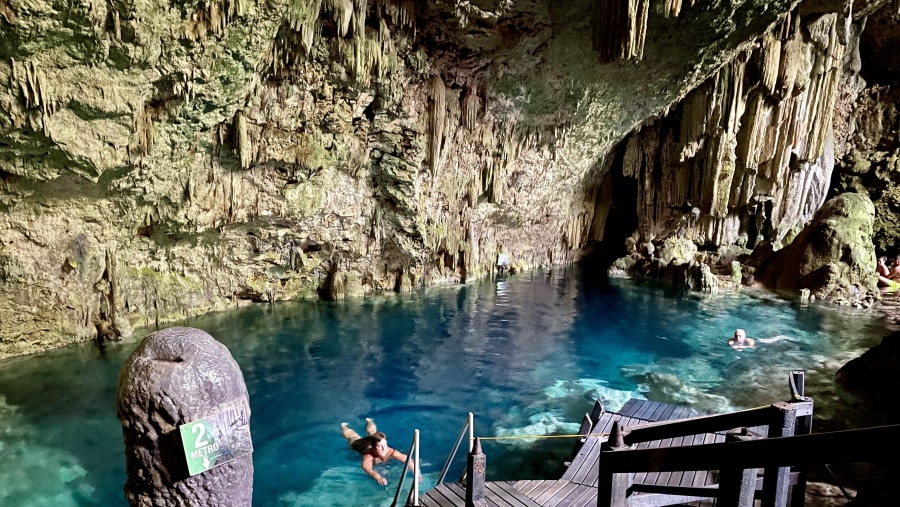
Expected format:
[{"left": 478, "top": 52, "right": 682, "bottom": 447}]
[
  {"left": 1, "top": 1, "right": 899, "bottom": 357},
  {"left": 755, "top": 192, "right": 878, "bottom": 303},
  {"left": 116, "top": 326, "right": 253, "bottom": 506}
]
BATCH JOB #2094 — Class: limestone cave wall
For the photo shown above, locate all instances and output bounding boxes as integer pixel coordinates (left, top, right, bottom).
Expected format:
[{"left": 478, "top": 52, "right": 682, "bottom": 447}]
[{"left": 0, "top": 0, "right": 896, "bottom": 358}]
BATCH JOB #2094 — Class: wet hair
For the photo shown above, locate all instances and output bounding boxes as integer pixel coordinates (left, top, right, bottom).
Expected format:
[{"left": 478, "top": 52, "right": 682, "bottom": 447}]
[{"left": 350, "top": 432, "right": 387, "bottom": 455}]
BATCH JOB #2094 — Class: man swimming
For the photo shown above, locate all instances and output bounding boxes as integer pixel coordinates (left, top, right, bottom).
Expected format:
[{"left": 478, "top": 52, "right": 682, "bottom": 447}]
[{"left": 728, "top": 328, "right": 755, "bottom": 349}]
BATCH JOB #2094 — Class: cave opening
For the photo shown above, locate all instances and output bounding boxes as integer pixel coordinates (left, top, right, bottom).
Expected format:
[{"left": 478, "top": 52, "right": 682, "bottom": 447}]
[{"left": 581, "top": 150, "right": 639, "bottom": 275}]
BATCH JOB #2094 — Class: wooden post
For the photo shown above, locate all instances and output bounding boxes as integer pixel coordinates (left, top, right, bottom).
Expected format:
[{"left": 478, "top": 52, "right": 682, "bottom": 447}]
[
  {"left": 569, "top": 413, "right": 594, "bottom": 462},
  {"left": 789, "top": 370, "right": 812, "bottom": 507},
  {"left": 760, "top": 402, "right": 796, "bottom": 507},
  {"left": 597, "top": 421, "right": 630, "bottom": 507},
  {"left": 590, "top": 399, "right": 606, "bottom": 425},
  {"left": 718, "top": 428, "right": 758, "bottom": 507},
  {"left": 465, "top": 437, "right": 487, "bottom": 507}
]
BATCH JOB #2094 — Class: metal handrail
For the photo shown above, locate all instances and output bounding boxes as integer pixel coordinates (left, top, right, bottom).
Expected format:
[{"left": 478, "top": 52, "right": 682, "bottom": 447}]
[
  {"left": 389, "top": 429, "right": 419, "bottom": 507},
  {"left": 437, "top": 412, "right": 473, "bottom": 485}
]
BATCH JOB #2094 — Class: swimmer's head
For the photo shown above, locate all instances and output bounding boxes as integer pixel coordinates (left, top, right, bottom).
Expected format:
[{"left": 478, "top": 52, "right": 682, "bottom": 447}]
[{"left": 734, "top": 329, "right": 746, "bottom": 340}]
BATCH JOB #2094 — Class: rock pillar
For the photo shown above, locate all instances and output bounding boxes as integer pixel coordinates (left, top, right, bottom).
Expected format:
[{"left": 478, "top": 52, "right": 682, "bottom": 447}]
[{"left": 116, "top": 326, "right": 253, "bottom": 506}]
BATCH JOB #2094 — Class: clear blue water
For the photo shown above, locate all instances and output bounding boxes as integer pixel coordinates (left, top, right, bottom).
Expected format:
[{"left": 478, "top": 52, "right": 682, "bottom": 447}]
[{"left": 0, "top": 269, "right": 893, "bottom": 506}]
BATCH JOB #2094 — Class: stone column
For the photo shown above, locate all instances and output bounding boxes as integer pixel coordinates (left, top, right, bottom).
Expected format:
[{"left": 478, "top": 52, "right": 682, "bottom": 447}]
[{"left": 116, "top": 326, "right": 253, "bottom": 506}]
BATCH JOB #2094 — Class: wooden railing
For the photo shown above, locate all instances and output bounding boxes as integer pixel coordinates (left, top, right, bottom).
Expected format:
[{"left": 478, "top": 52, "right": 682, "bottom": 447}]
[
  {"left": 595, "top": 371, "right": 893, "bottom": 507},
  {"left": 597, "top": 422, "right": 899, "bottom": 507}
]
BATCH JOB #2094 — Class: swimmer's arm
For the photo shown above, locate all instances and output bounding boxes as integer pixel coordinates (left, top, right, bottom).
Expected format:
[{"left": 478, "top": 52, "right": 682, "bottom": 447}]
[
  {"left": 391, "top": 449, "right": 421, "bottom": 478},
  {"left": 361, "top": 455, "right": 387, "bottom": 486}
]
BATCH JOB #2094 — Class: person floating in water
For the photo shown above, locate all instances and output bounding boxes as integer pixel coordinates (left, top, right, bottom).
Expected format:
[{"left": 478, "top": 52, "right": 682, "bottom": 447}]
[
  {"left": 341, "top": 418, "right": 418, "bottom": 486},
  {"left": 728, "top": 328, "right": 755, "bottom": 349}
]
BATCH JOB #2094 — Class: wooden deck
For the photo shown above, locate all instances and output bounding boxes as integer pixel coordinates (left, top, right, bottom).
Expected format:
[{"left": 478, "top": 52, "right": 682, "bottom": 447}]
[{"left": 418, "top": 399, "right": 730, "bottom": 507}]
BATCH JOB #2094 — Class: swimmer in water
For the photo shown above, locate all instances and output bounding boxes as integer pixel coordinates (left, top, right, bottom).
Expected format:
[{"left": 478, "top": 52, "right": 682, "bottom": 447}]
[
  {"left": 341, "top": 418, "right": 419, "bottom": 485},
  {"left": 728, "top": 328, "right": 755, "bottom": 349}
]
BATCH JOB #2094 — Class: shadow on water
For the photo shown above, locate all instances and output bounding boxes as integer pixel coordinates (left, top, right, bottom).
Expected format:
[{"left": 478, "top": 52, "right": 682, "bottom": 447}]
[{"left": 0, "top": 266, "right": 895, "bottom": 506}]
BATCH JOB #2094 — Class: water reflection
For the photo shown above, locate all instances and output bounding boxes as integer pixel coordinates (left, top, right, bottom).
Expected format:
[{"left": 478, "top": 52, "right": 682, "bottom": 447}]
[{"left": 0, "top": 269, "right": 893, "bottom": 506}]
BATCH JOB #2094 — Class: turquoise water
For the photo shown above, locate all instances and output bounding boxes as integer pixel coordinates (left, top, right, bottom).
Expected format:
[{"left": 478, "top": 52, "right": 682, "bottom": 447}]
[{"left": 0, "top": 269, "right": 893, "bottom": 506}]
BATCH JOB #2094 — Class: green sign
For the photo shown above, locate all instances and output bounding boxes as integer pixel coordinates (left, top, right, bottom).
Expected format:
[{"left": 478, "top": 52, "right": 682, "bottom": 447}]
[{"left": 179, "top": 401, "right": 253, "bottom": 476}]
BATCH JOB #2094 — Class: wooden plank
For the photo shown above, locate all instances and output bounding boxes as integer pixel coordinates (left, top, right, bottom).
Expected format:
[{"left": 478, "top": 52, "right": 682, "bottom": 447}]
[
  {"left": 631, "top": 434, "right": 664, "bottom": 484},
  {"left": 539, "top": 480, "right": 581, "bottom": 507},
  {"left": 645, "top": 401, "right": 672, "bottom": 423},
  {"left": 443, "top": 482, "right": 469, "bottom": 505},
  {"left": 617, "top": 398, "right": 643, "bottom": 417},
  {"left": 420, "top": 482, "right": 463, "bottom": 507},
  {"left": 490, "top": 481, "right": 542, "bottom": 507},
  {"left": 652, "top": 402, "right": 679, "bottom": 425},
  {"left": 565, "top": 411, "right": 625, "bottom": 485},
  {"left": 531, "top": 478, "right": 572, "bottom": 504},
  {"left": 586, "top": 415, "right": 641, "bottom": 488},
  {"left": 655, "top": 434, "right": 693, "bottom": 486},
  {"left": 676, "top": 433, "right": 707, "bottom": 488},
  {"left": 562, "top": 436, "right": 599, "bottom": 484},
  {"left": 632, "top": 400, "right": 660, "bottom": 420},
  {"left": 639, "top": 432, "right": 675, "bottom": 486},
  {"left": 573, "top": 414, "right": 620, "bottom": 484},
  {"left": 484, "top": 486, "right": 524, "bottom": 507},
  {"left": 513, "top": 479, "right": 544, "bottom": 496},
  {"left": 553, "top": 483, "right": 596, "bottom": 507},
  {"left": 667, "top": 433, "right": 708, "bottom": 487},
  {"left": 518, "top": 479, "right": 562, "bottom": 503}
]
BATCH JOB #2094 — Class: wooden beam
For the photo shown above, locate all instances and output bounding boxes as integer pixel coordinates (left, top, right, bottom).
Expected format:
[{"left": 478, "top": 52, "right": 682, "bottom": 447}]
[{"left": 602, "top": 425, "right": 900, "bottom": 473}]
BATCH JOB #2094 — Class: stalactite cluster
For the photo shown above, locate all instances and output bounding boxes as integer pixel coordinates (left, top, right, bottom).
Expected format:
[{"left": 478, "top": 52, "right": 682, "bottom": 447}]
[
  {"left": 588, "top": 10, "right": 849, "bottom": 251},
  {"left": 663, "top": 0, "right": 695, "bottom": 17},
  {"left": 11, "top": 60, "right": 52, "bottom": 116},
  {"left": 428, "top": 74, "right": 447, "bottom": 174},
  {"left": 267, "top": 0, "right": 409, "bottom": 83},
  {"left": 592, "top": 0, "right": 649, "bottom": 62},
  {"left": 183, "top": 0, "right": 252, "bottom": 41}
]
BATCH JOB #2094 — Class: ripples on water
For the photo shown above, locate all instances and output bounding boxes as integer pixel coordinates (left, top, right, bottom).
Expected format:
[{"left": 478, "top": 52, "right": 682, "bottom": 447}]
[{"left": 0, "top": 268, "right": 893, "bottom": 506}]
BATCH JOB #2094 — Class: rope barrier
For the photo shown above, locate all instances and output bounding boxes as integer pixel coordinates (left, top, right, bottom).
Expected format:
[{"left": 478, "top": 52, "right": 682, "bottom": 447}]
[
  {"left": 475, "top": 432, "right": 610, "bottom": 441},
  {"left": 473, "top": 404, "right": 783, "bottom": 442}
]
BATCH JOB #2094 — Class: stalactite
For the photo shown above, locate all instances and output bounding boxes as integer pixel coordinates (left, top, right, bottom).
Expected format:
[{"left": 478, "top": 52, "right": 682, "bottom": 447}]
[
  {"left": 678, "top": 81, "right": 714, "bottom": 161},
  {"left": 133, "top": 104, "right": 154, "bottom": 156},
  {"left": 106, "top": 248, "right": 118, "bottom": 331},
  {"left": 183, "top": 0, "right": 251, "bottom": 41},
  {"left": 13, "top": 60, "right": 52, "bottom": 115},
  {"left": 376, "top": 0, "right": 417, "bottom": 28},
  {"left": 112, "top": 10, "right": 121, "bottom": 40},
  {"left": 461, "top": 87, "right": 481, "bottom": 131},
  {"left": 592, "top": 0, "right": 649, "bottom": 63},
  {"left": 330, "top": 0, "right": 353, "bottom": 37},
  {"left": 663, "top": 0, "right": 696, "bottom": 17},
  {"left": 234, "top": 109, "right": 252, "bottom": 169},
  {"left": 287, "top": 0, "right": 324, "bottom": 54},
  {"left": 428, "top": 75, "right": 447, "bottom": 175},
  {"left": 802, "top": 13, "right": 845, "bottom": 162},
  {"left": 377, "top": 18, "right": 397, "bottom": 78},
  {"left": 354, "top": 0, "right": 366, "bottom": 41},
  {"left": 760, "top": 32, "right": 781, "bottom": 97}
]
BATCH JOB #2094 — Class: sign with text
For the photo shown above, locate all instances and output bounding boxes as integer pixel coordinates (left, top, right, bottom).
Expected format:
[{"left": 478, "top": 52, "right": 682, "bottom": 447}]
[{"left": 179, "top": 401, "right": 253, "bottom": 476}]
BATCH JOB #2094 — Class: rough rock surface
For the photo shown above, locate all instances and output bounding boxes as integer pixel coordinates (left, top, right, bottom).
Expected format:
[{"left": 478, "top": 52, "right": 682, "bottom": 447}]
[
  {"left": 116, "top": 326, "right": 253, "bottom": 506},
  {"left": 0, "top": 1, "right": 898, "bottom": 358},
  {"left": 836, "top": 331, "right": 900, "bottom": 419},
  {"left": 755, "top": 192, "right": 878, "bottom": 304}
]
